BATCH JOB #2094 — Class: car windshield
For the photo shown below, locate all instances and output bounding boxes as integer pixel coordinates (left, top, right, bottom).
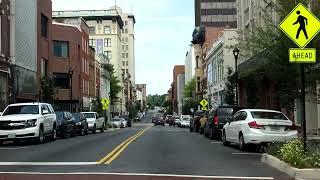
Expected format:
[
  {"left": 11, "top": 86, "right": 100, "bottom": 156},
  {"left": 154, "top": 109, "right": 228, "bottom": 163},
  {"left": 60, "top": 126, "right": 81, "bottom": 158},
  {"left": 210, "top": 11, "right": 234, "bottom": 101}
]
[
  {"left": 72, "top": 113, "right": 81, "bottom": 122},
  {"left": 251, "top": 111, "right": 288, "bottom": 120},
  {"left": 55, "top": 112, "right": 64, "bottom": 121},
  {"left": 183, "top": 118, "right": 190, "bottom": 121},
  {"left": 3, "top": 105, "right": 39, "bottom": 115},
  {"left": 112, "top": 118, "right": 121, "bottom": 122},
  {"left": 217, "top": 108, "right": 234, "bottom": 116},
  {"left": 82, "top": 113, "right": 95, "bottom": 118}
]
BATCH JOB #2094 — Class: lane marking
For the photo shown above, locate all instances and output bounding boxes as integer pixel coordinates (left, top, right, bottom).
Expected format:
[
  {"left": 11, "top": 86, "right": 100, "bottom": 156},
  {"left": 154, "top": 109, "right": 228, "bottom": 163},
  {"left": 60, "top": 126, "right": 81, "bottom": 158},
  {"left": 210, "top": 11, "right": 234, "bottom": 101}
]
[
  {"left": 0, "top": 172, "right": 274, "bottom": 179},
  {"left": 0, "top": 147, "right": 29, "bottom": 150},
  {"left": 210, "top": 141, "right": 222, "bottom": 144},
  {"left": 0, "top": 162, "right": 98, "bottom": 166},
  {"left": 232, "top": 152, "right": 262, "bottom": 155},
  {"left": 97, "top": 127, "right": 151, "bottom": 164}
]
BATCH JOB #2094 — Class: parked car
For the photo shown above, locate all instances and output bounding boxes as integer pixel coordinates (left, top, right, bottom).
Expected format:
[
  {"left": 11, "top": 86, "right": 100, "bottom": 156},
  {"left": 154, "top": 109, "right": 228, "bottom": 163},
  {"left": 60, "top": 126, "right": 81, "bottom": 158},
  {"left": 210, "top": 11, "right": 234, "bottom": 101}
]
[
  {"left": 180, "top": 117, "right": 191, "bottom": 128},
  {"left": 55, "top": 111, "right": 77, "bottom": 138},
  {"left": 120, "top": 118, "right": 128, "bottom": 128},
  {"left": 72, "top": 113, "right": 88, "bottom": 136},
  {"left": 222, "top": 109, "right": 298, "bottom": 151},
  {"left": 121, "top": 115, "right": 131, "bottom": 127},
  {"left": 0, "top": 112, "right": 2, "bottom": 116},
  {"left": 154, "top": 117, "right": 165, "bottom": 126},
  {"left": 0, "top": 103, "right": 57, "bottom": 144},
  {"left": 82, "top": 112, "right": 105, "bottom": 134},
  {"left": 190, "top": 110, "right": 204, "bottom": 132},
  {"left": 152, "top": 116, "right": 156, "bottom": 123},
  {"left": 111, "top": 118, "right": 124, "bottom": 128},
  {"left": 203, "top": 105, "right": 245, "bottom": 140},
  {"left": 168, "top": 116, "right": 175, "bottom": 126},
  {"left": 165, "top": 115, "right": 172, "bottom": 124},
  {"left": 174, "top": 117, "right": 181, "bottom": 127}
]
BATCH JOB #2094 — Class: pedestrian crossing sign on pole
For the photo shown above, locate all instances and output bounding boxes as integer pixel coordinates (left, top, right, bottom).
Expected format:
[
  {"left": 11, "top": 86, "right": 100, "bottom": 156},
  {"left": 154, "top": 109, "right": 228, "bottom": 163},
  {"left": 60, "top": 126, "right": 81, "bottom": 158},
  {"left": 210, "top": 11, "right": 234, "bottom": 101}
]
[
  {"left": 101, "top": 98, "right": 110, "bottom": 110},
  {"left": 200, "top": 99, "right": 208, "bottom": 111},
  {"left": 279, "top": 3, "right": 320, "bottom": 49}
]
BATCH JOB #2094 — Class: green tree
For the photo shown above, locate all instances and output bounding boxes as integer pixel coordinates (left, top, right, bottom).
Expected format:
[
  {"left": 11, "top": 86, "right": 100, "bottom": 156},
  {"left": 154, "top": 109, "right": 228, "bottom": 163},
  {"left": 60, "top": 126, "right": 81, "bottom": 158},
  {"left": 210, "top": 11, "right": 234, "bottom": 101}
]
[
  {"left": 182, "top": 98, "right": 199, "bottom": 115},
  {"left": 91, "top": 96, "right": 104, "bottom": 117},
  {"left": 107, "top": 65, "right": 122, "bottom": 104},
  {"left": 40, "top": 76, "right": 55, "bottom": 104},
  {"left": 147, "top": 94, "right": 166, "bottom": 108},
  {"left": 184, "top": 78, "right": 196, "bottom": 98}
]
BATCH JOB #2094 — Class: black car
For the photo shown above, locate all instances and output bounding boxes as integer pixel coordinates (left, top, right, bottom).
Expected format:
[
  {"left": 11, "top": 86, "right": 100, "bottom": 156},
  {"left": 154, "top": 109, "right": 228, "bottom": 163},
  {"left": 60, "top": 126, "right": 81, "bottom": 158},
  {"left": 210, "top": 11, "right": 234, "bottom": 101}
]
[
  {"left": 55, "top": 111, "right": 77, "bottom": 138},
  {"left": 72, "top": 113, "right": 88, "bottom": 136},
  {"left": 152, "top": 116, "right": 156, "bottom": 123},
  {"left": 154, "top": 117, "right": 165, "bottom": 126},
  {"left": 190, "top": 110, "right": 204, "bottom": 132},
  {"left": 203, "top": 105, "right": 245, "bottom": 140}
]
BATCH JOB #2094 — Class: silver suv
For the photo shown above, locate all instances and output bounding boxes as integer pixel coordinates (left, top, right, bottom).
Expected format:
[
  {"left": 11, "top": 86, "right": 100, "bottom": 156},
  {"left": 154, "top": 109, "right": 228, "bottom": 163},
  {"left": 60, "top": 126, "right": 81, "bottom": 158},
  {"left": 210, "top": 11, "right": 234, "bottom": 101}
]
[{"left": 0, "top": 103, "right": 57, "bottom": 144}]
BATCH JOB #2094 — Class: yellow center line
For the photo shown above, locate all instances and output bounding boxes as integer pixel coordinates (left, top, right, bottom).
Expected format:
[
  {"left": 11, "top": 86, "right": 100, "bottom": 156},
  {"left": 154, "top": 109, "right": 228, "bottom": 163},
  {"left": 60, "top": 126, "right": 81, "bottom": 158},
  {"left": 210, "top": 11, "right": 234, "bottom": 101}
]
[{"left": 97, "top": 127, "right": 151, "bottom": 164}]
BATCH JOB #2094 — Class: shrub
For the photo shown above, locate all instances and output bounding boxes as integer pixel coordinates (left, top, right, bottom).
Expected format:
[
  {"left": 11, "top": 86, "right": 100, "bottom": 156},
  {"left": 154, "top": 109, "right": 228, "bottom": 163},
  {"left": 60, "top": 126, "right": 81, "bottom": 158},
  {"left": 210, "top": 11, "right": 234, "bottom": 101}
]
[
  {"left": 265, "top": 142, "right": 285, "bottom": 157},
  {"left": 279, "top": 139, "right": 305, "bottom": 167}
]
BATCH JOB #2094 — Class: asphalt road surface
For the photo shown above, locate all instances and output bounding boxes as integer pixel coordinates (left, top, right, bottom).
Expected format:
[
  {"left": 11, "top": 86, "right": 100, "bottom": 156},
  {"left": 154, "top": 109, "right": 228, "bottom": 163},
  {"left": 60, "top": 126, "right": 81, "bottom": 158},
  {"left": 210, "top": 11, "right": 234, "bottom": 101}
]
[{"left": 0, "top": 110, "right": 293, "bottom": 180}]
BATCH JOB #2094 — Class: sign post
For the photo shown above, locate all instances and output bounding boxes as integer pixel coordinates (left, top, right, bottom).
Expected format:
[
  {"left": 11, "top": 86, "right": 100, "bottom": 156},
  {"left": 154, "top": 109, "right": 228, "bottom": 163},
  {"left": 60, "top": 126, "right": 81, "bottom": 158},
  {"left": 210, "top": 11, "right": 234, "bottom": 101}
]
[{"left": 278, "top": 3, "right": 320, "bottom": 152}]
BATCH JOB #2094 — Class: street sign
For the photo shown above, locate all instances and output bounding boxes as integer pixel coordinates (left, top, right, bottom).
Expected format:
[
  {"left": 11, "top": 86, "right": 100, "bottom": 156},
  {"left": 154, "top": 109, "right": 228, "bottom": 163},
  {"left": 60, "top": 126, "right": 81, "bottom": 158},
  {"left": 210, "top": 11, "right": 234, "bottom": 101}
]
[
  {"left": 279, "top": 3, "right": 320, "bottom": 49},
  {"left": 289, "top": 48, "right": 316, "bottom": 63},
  {"left": 101, "top": 98, "right": 110, "bottom": 110},
  {"left": 201, "top": 106, "right": 208, "bottom": 111},
  {"left": 200, "top": 99, "right": 208, "bottom": 107}
]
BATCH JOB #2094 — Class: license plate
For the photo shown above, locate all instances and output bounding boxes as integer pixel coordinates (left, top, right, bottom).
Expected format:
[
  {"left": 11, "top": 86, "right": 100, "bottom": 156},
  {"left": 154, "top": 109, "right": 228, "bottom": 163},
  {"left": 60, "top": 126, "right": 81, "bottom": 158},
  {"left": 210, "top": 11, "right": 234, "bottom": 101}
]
[
  {"left": 270, "top": 126, "right": 280, "bottom": 131},
  {"left": 8, "top": 134, "right": 16, "bottom": 139}
]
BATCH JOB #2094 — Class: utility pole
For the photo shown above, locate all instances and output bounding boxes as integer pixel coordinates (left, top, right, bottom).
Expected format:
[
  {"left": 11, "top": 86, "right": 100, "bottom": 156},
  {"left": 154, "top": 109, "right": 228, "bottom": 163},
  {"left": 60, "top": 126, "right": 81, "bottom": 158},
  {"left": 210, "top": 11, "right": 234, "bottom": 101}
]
[{"left": 301, "top": 64, "right": 307, "bottom": 152}]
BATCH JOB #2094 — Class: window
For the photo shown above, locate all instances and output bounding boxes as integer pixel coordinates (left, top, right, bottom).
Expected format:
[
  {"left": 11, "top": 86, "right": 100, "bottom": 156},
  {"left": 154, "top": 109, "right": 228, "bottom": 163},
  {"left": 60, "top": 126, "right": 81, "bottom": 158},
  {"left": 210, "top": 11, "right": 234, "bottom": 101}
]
[
  {"left": 41, "top": 14, "right": 48, "bottom": 38},
  {"left": 126, "top": 61, "right": 128, "bottom": 66},
  {"left": 122, "top": 69, "right": 125, "bottom": 75},
  {"left": 125, "top": 37, "right": 128, "bottom": 43},
  {"left": 122, "top": 29, "right": 124, "bottom": 34},
  {"left": 122, "top": 61, "right": 125, "bottom": 66},
  {"left": 104, "top": 51, "right": 112, "bottom": 59},
  {"left": 53, "top": 73, "right": 70, "bottom": 89},
  {"left": 122, "top": 37, "right": 124, "bottom": 42},
  {"left": 125, "top": 29, "right": 128, "bottom": 34},
  {"left": 122, "top": 45, "right": 125, "bottom": 51},
  {"left": 53, "top": 41, "right": 69, "bottom": 58},
  {"left": 250, "top": 111, "right": 288, "bottom": 120},
  {"left": 104, "top": 26, "right": 111, "bottom": 34},
  {"left": 104, "top": 38, "right": 111, "bottom": 47},
  {"left": 126, "top": 69, "right": 129, "bottom": 74},
  {"left": 126, "top": 45, "right": 128, "bottom": 50},
  {"left": 89, "top": 26, "right": 96, "bottom": 34},
  {"left": 89, "top": 39, "right": 96, "bottom": 47},
  {"left": 126, "top": 53, "right": 128, "bottom": 58},
  {"left": 125, "top": 21, "right": 128, "bottom": 26},
  {"left": 197, "top": 77, "right": 201, "bottom": 92},
  {"left": 196, "top": 56, "right": 200, "bottom": 68},
  {"left": 239, "top": 112, "right": 247, "bottom": 120},
  {"left": 41, "top": 58, "right": 48, "bottom": 76},
  {"left": 122, "top": 53, "right": 125, "bottom": 58}
]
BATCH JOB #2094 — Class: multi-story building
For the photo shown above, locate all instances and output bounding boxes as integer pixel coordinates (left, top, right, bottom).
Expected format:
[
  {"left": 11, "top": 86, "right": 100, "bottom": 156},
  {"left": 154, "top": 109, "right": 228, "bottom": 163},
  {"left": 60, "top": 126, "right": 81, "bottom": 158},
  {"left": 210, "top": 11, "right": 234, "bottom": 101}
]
[
  {"left": 205, "top": 29, "right": 237, "bottom": 108},
  {"left": 136, "top": 84, "right": 147, "bottom": 110},
  {"left": 53, "top": 6, "right": 136, "bottom": 116},
  {"left": 177, "top": 74, "right": 185, "bottom": 116},
  {"left": 50, "top": 18, "right": 90, "bottom": 112},
  {"left": 195, "top": 0, "right": 237, "bottom": 28},
  {"left": 10, "top": 0, "right": 52, "bottom": 103},
  {"left": 185, "top": 45, "right": 196, "bottom": 85},
  {"left": 172, "top": 66, "right": 185, "bottom": 113},
  {"left": 0, "top": 0, "right": 10, "bottom": 110}
]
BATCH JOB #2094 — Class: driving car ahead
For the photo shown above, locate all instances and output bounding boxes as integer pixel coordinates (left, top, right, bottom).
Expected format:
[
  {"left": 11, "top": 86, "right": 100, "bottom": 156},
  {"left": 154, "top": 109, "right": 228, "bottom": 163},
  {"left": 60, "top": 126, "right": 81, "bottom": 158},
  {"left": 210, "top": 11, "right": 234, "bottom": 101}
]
[
  {"left": 111, "top": 117, "right": 124, "bottom": 128},
  {"left": 72, "top": 113, "right": 88, "bottom": 136},
  {"left": 0, "top": 103, "right": 57, "bottom": 144},
  {"left": 222, "top": 109, "right": 298, "bottom": 151},
  {"left": 154, "top": 117, "right": 165, "bottom": 126},
  {"left": 55, "top": 111, "right": 77, "bottom": 138},
  {"left": 180, "top": 117, "right": 191, "bottom": 128},
  {"left": 203, "top": 105, "right": 245, "bottom": 140},
  {"left": 82, "top": 112, "right": 105, "bottom": 134}
]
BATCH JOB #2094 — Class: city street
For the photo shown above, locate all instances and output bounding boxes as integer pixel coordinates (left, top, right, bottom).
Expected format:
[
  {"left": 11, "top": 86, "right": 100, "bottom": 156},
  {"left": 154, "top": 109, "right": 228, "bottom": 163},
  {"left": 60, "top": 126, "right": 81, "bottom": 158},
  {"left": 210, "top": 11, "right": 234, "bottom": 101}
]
[{"left": 0, "top": 111, "right": 292, "bottom": 179}]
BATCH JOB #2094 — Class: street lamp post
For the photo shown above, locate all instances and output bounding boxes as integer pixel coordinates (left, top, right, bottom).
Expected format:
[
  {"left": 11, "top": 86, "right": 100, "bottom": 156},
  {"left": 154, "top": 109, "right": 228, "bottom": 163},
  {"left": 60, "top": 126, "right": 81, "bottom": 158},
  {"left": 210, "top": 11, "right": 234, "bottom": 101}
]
[{"left": 233, "top": 47, "right": 240, "bottom": 106}]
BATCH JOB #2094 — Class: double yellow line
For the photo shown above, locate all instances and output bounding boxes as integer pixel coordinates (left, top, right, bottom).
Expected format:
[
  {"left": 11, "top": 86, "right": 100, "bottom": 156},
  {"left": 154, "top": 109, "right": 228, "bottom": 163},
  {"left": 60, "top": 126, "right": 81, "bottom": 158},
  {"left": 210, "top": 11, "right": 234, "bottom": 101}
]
[{"left": 98, "top": 127, "right": 151, "bottom": 164}]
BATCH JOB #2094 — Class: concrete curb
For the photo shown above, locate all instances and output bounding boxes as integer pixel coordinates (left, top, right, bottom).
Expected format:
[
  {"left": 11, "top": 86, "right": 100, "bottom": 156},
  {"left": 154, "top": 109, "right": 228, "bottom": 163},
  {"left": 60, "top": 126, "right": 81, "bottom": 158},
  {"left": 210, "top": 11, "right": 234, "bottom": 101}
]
[{"left": 261, "top": 153, "right": 320, "bottom": 180}]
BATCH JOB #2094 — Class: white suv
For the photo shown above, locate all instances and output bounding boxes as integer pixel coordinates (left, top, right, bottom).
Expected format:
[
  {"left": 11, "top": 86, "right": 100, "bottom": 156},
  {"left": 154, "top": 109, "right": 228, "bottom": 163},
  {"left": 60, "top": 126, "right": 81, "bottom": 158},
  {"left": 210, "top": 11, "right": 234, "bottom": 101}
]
[
  {"left": 81, "top": 112, "right": 105, "bottom": 134},
  {"left": 0, "top": 103, "right": 57, "bottom": 144}
]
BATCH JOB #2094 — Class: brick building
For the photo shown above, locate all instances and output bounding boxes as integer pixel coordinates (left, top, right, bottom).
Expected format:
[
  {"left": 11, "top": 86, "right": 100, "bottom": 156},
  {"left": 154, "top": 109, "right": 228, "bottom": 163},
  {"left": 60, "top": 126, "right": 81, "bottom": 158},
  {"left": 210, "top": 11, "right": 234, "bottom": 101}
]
[
  {"left": 0, "top": 0, "right": 10, "bottom": 110},
  {"left": 172, "top": 65, "right": 185, "bottom": 113}
]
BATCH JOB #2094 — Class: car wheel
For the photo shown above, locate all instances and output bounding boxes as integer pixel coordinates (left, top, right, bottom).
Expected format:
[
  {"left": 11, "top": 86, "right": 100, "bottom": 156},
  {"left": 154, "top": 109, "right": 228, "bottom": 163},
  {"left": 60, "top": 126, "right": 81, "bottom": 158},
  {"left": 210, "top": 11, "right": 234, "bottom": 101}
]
[
  {"left": 35, "top": 127, "right": 45, "bottom": 144},
  {"left": 239, "top": 133, "right": 246, "bottom": 151},
  {"left": 92, "top": 125, "right": 96, "bottom": 134},
  {"left": 100, "top": 124, "right": 105, "bottom": 133},
  {"left": 84, "top": 127, "right": 88, "bottom": 135},
  {"left": 50, "top": 125, "right": 57, "bottom": 141},
  {"left": 222, "top": 130, "right": 230, "bottom": 146}
]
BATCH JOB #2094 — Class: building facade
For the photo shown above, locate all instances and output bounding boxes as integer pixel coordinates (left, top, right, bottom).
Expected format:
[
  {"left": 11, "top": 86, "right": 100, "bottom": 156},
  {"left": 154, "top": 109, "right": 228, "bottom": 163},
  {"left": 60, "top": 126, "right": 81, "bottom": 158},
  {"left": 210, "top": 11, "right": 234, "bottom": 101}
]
[
  {"left": 177, "top": 74, "right": 185, "bottom": 116},
  {"left": 206, "top": 29, "right": 237, "bottom": 108},
  {"left": 10, "top": 0, "right": 52, "bottom": 103},
  {"left": 185, "top": 45, "right": 196, "bottom": 85},
  {"left": 172, "top": 66, "right": 185, "bottom": 113},
  {"left": 135, "top": 84, "right": 147, "bottom": 110},
  {"left": 0, "top": 0, "right": 10, "bottom": 111},
  {"left": 195, "top": 0, "right": 237, "bottom": 28}
]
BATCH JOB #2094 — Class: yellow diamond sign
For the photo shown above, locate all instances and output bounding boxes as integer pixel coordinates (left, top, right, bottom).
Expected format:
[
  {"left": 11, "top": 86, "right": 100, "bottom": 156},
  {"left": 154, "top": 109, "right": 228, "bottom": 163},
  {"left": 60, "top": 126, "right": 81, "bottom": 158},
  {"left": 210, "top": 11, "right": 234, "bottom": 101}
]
[
  {"left": 279, "top": 3, "right": 320, "bottom": 48},
  {"left": 200, "top": 99, "right": 208, "bottom": 107}
]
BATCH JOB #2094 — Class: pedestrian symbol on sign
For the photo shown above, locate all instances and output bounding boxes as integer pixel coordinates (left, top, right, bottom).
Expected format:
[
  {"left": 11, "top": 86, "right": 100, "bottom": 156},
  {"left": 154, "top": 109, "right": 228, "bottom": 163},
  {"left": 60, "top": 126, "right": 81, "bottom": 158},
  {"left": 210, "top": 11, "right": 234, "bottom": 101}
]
[{"left": 293, "top": 11, "right": 308, "bottom": 39}]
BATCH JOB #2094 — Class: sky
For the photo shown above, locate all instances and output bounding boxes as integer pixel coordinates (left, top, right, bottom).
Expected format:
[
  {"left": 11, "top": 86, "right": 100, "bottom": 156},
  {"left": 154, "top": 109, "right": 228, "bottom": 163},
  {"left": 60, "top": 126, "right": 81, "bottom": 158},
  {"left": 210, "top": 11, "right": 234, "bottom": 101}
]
[{"left": 52, "top": 0, "right": 195, "bottom": 95}]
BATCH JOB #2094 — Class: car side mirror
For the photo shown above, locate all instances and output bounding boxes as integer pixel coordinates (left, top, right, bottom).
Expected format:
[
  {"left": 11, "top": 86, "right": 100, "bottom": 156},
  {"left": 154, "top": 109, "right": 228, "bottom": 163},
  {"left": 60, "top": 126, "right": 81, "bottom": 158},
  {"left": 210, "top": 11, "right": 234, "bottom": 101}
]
[{"left": 42, "top": 110, "right": 49, "bottom": 115}]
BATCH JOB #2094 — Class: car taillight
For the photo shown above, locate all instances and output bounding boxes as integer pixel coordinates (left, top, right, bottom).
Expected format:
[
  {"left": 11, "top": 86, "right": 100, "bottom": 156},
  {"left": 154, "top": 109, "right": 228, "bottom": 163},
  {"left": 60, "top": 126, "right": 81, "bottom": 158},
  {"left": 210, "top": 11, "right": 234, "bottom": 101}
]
[
  {"left": 214, "top": 116, "right": 219, "bottom": 125},
  {"left": 248, "top": 121, "right": 265, "bottom": 129},
  {"left": 285, "top": 124, "right": 297, "bottom": 131}
]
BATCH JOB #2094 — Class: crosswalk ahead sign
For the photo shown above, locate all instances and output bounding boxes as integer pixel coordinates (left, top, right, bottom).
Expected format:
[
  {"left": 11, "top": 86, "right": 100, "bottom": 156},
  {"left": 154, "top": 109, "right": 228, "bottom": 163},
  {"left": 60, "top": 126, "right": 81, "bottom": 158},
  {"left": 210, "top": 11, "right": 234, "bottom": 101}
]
[{"left": 101, "top": 98, "right": 109, "bottom": 110}]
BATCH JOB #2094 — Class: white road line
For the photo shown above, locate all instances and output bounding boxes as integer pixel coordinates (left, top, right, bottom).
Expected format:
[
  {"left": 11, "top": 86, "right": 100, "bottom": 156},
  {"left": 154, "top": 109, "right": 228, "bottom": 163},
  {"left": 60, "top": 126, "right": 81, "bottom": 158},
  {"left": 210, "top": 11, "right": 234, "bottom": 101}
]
[
  {"left": 232, "top": 152, "right": 262, "bottom": 155},
  {"left": 0, "top": 162, "right": 98, "bottom": 166},
  {"left": 0, "top": 172, "right": 274, "bottom": 179},
  {"left": 0, "top": 147, "right": 29, "bottom": 150},
  {"left": 210, "top": 141, "right": 221, "bottom": 144}
]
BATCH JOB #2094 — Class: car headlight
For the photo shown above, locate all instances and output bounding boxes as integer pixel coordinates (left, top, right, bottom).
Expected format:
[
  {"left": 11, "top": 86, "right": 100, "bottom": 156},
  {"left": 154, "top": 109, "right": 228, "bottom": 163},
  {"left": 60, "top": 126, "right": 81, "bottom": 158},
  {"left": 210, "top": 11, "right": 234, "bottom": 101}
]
[{"left": 25, "top": 119, "right": 37, "bottom": 127}]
